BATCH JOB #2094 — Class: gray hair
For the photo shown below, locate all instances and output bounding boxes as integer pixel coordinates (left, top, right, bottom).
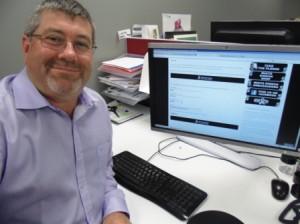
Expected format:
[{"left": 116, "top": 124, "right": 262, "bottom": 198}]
[{"left": 24, "top": 0, "right": 96, "bottom": 45}]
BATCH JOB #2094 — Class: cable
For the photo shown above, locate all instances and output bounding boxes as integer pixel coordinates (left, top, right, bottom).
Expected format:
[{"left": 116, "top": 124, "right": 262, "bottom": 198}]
[
  {"left": 209, "top": 141, "right": 281, "bottom": 177},
  {"left": 148, "top": 137, "right": 222, "bottom": 162},
  {"left": 212, "top": 141, "right": 281, "bottom": 159},
  {"left": 256, "top": 165, "right": 280, "bottom": 179},
  {"left": 239, "top": 151, "right": 281, "bottom": 159},
  {"left": 147, "top": 137, "right": 178, "bottom": 162},
  {"left": 151, "top": 136, "right": 280, "bottom": 179}
]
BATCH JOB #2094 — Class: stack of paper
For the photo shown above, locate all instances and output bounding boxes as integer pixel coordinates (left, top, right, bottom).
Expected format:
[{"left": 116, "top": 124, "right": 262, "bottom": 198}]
[
  {"left": 98, "top": 74, "right": 140, "bottom": 93},
  {"left": 103, "top": 87, "right": 149, "bottom": 106},
  {"left": 99, "top": 55, "right": 144, "bottom": 78},
  {"left": 98, "top": 54, "right": 149, "bottom": 106},
  {"left": 99, "top": 65, "right": 141, "bottom": 78}
]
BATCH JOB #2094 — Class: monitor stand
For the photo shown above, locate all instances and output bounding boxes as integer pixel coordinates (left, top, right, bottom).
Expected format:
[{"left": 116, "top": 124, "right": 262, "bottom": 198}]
[{"left": 177, "top": 136, "right": 261, "bottom": 170}]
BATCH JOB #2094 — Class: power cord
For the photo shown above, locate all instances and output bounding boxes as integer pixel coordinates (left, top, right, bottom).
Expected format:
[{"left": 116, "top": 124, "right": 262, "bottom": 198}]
[
  {"left": 147, "top": 137, "right": 179, "bottom": 162},
  {"left": 147, "top": 136, "right": 280, "bottom": 179},
  {"left": 279, "top": 199, "right": 300, "bottom": 224},
  {"left": 215, "top": 141, "right": 281, "bottom": 159}
]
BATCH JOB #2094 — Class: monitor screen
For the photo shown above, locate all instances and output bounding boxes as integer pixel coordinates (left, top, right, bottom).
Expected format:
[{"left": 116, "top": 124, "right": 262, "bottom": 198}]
[
  {"left": 211, "top": 20, "right": 300, "bottom": 45},
  {"left": 148, "top": 42, "right": 300, "bottom": 157}
]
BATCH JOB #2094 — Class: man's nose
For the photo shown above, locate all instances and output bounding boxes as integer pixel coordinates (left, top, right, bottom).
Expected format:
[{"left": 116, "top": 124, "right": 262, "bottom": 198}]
[{"left": 59, "top": 42, "right": 77, "bottom": 60}]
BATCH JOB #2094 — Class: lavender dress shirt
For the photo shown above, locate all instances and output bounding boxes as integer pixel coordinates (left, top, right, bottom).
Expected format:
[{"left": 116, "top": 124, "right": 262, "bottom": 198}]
[{"left": 0, "top": 68, "right": 129, "bottom": 224}]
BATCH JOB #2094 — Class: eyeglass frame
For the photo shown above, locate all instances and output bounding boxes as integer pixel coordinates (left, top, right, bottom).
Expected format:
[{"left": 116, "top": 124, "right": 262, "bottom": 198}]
[{"left": 28, "top": 33, "right": 98, "bottom": 55}]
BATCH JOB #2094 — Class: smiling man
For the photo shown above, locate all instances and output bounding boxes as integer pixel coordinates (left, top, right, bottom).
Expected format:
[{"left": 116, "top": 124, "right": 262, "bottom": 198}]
[{"left": 0, "top": 0, "right": 130, "bottom": 224}]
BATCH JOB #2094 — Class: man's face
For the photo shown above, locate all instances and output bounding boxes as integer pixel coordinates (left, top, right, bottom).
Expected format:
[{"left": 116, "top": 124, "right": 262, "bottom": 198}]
[{"left": 22, "top": 10, "right": 94, "bottom": 102}]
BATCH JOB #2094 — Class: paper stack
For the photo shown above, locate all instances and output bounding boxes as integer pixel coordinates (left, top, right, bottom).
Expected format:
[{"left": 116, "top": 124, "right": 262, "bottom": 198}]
[
  {"left": 99, "top": 55, "right": 144, "bottom": 78},
  {"left": 98, "top": 74, "right": 140, "bottom": 93},
  {"left": 103, "top": 87, "right": 149, "bottom": 106},
  {"left": 98, "top": 55, "right": 149, "bottom": 106}
]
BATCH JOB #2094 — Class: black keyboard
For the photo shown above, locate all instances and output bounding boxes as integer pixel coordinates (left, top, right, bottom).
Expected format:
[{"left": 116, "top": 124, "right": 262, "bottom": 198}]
[{"left": 112, "top": 151, "right": 208, "bottom": 220}]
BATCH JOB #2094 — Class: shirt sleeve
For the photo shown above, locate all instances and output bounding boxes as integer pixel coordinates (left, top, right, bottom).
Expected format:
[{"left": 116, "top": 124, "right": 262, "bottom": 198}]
[
  {"left": 102, "top": 142, "right": 130, "bottom": 218},
  {"left": 0, "top": 123, "right": 6, "bottom": 184}
]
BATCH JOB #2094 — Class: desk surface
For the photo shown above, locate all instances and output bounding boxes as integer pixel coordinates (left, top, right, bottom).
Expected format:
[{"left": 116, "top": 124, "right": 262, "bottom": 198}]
[{"left": 112, "top": 109, "right": 294, "bottom": 224}]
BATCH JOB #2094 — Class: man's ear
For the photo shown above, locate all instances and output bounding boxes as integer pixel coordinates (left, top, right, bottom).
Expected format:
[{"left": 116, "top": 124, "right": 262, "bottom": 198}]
[{"left": 22, "top": 34, "right": 31, "bottom": 54}]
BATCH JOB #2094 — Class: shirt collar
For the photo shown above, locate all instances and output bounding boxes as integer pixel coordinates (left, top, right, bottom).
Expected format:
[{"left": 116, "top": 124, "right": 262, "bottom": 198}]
[
  {"left": 13, "top": 68, "right": 50, "bottom": 109},
  {"left": 12, "top": 67, "right": 99, "bottom": 110}
]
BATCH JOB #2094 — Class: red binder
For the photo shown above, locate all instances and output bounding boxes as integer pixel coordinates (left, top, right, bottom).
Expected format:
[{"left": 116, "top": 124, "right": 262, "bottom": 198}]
[{"left": 126, "top": 37, "right": 180, "bottom": 55}]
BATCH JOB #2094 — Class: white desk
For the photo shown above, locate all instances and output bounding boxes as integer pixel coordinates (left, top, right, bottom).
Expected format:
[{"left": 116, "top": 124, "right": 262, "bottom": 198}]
[{"left": 112, "top": 109, "right": 294, "bottom": 224}]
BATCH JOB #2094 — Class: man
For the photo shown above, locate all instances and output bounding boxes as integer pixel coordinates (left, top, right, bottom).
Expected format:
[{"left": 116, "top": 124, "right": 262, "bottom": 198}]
[{"left": 0, "top": 0, "right": 130, "bottom": 223}]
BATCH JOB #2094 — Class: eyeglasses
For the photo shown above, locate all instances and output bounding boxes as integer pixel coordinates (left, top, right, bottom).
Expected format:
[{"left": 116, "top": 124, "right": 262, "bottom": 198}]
[{"left": 30, "top": 33, "right": 97, "bottom": 55}]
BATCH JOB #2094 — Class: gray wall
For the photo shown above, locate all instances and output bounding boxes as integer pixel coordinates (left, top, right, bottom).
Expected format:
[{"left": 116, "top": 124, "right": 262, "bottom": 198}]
[{"left": 0, "top": 0, "right": 299, "bottom": 92}]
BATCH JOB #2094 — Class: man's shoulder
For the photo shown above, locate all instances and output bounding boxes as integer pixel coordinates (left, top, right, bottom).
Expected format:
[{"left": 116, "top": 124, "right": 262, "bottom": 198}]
[
  {"left": 82, "top": 86, "right": 106, "bottom": 106},
  {"left": 0, "top": 74, "right": 16, "bottom": 103},
  {"left": 0, "top": 68, "right": 26, "bottom": 102},
  {"left": 0, "top": 74, "right": 18, "bottom": 124}
]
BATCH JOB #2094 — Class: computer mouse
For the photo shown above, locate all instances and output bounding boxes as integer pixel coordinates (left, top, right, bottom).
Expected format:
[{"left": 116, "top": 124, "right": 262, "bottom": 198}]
[
  {"left": 187, "top": 210, "right": 244, "bottom": 224},
  {"left": 271, "top": 179, "right": 289, "bottom": 200}
]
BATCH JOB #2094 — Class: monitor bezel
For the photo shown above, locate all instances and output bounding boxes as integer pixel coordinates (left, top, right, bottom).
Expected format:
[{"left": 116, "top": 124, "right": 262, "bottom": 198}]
[{"left": 148, "top": 42, "right": 300, "bottom": 157}]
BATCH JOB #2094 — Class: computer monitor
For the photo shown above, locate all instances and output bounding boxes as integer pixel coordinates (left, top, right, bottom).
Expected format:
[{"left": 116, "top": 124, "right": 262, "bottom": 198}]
[
  {"left": 211, "top": 20, "right": 300, "bottom": 45},
  {"left": 148, "top": 42, "right": 300, "bottom": 168}
]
